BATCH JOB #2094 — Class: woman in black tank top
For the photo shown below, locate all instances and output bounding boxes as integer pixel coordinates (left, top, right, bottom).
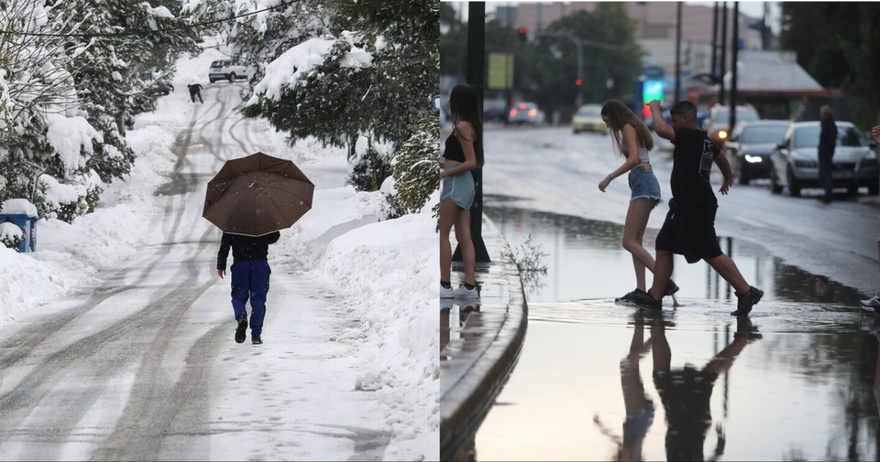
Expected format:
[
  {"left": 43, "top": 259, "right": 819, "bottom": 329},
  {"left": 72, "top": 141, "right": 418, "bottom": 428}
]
[{"left": 439, "top": 84, "right": 484, "bottom": 299}]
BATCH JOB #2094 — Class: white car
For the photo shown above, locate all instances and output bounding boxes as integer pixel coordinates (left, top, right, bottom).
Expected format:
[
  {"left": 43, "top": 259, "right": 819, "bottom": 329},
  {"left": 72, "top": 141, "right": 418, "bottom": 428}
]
[
  {"left": 507, "top": 102, "right": 545, "bottom": 126},
  {"left": 208, "top": 60, "right": 253, "bottom": 83}
]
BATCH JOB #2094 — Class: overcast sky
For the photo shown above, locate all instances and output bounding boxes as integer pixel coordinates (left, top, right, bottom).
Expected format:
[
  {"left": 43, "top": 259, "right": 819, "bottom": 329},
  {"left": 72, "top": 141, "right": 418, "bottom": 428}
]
[{"left": 446, "top": 1, "right": 782, "bottom": 33}]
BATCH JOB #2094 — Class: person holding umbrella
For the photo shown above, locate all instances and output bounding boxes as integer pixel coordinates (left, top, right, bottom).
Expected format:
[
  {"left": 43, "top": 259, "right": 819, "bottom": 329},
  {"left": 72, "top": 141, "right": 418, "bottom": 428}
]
[
  {"left": 203, "top": 152, "right": 315, "bottom": 345},
  {"left": 217, "top": 231, "right": 280, "bottom": 345}
]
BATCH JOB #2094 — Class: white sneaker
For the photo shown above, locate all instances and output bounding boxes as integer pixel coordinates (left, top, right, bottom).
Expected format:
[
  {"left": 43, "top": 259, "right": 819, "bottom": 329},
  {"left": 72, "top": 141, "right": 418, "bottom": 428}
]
[
  {"left": 860, "top": 293, "right": 880, "bottom": 308},
  {"left": 440, "top": 283, "right": 454, "bottom": 299},
  {"left": 453, "top": 284, "right": 479, "bottom": 299}
]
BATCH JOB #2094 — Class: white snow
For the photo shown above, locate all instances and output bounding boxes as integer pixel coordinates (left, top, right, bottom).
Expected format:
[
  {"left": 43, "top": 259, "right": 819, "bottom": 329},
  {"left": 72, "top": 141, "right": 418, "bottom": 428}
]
[
  {"left": 44, "top": 113, "right": 102, "bottom": 171},
  {"left": 1, "top": 198, "right": 38, "bottom": 217},
  {"left": 0, "top": 43, "right": 438, "bottom": 460},
  {"left": 247, "top": 35, "right": 372, "bottom": 105}
]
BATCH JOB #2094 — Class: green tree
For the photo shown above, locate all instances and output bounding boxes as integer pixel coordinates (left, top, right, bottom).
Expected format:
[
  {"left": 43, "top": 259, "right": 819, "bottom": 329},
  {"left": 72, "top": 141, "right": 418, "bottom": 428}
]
[
  {"left": 531, "top": 4, "right": 644, "bottom": 115},
  {"left": 780, "top": 2, "right": 880, "bottom": 129}
]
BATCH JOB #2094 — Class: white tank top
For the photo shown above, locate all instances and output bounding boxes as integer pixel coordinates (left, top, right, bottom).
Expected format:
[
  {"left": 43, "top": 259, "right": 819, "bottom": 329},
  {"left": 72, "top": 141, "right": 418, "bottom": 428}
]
[{"left": 622, "top": 146, "right": 651, "bottom": 163}]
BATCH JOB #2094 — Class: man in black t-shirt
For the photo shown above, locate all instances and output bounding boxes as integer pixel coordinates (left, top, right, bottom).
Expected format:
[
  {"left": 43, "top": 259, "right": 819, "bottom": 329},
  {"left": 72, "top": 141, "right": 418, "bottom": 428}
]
[{"left": 628, "top": 100, "right": 763, "bottom": 316}]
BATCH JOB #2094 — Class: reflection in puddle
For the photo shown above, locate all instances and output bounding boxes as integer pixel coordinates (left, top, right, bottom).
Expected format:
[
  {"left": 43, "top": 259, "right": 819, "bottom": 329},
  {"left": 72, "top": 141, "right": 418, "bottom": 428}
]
[
  {"left": 470, "top": 202, "right": 880, "bottom": 461},
  {"left": 485, "top": 203, "right": 865, "bottom": 306}
]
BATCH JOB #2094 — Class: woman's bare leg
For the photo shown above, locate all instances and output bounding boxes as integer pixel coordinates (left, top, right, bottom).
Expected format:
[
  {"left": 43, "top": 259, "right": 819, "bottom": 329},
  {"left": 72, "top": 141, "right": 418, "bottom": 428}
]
[
  {"left": 622, "top": 199, "right": 656, "bottom": 291},
  {"left": 439, "top": 198, "right": 458, "bottom": 283}
]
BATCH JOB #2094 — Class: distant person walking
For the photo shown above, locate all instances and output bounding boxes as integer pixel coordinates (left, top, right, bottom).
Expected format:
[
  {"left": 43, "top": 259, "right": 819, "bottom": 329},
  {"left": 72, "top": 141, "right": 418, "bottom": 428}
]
[
  {"left": 598, "top": 100, "right": 679, "bottom": 304},
  {"left": 628, "top": 100, "right": 763, "bottom": 316},
  {"left": 188, "top": 83, "right": 204, "bottom": 103},
  {"left": 817, "top": 105, "right": 838, "bottom": 203},
  {"left": 217, "top": 231, "right": 280, "bottom": 345},
  {"left": 860, "top": 125, "right": 880, "bottom": 309},
  {"left": 439, "top": 84, "right": 484, "bottom": 299}
]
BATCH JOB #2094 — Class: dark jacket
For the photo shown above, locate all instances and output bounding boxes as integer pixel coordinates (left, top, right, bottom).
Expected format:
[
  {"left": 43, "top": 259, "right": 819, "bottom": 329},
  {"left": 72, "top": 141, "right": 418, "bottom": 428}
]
[
  {"left": 217, "top": 231, "right": 280, "bottom": 270},
  {"left": 819, "top": 117, "right": 837, "bottom": 157}
]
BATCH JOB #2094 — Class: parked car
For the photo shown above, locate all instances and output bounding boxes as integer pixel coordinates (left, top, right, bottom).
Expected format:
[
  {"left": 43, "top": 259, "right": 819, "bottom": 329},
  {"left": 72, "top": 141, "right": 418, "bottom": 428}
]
[
  {"left": 208, "top": 60, "right": 253, "bottom": 83},
  {"left": 769, "top": 121, "right": 879, "bottom": 196},
  {"left": 723, "top": 120, "right": 790, "bottom": 184},
  {"left": 702, "top": 104, "right": 761, "bottom": 147},
  {"left": 571, "top": 104, "right": 606, "bottom": 134},
  {"left": 507, "top": 102, "right": 545, "bottom": 125}
]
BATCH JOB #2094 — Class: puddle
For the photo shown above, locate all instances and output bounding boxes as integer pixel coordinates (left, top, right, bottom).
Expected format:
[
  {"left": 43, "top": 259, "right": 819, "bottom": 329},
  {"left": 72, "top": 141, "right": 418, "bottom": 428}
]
[
  {"left": 460, "top": 201, "right": 880, "bottom": 461},
  {"left": 485, "top": 202, "right": 866, "bottom": 306}
]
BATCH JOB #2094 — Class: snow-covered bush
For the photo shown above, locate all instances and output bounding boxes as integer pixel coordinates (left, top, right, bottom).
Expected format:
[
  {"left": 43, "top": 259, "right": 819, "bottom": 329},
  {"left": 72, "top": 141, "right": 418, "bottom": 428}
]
[{"left": 0, "top": 222, "right": 23, "bottom": 250}]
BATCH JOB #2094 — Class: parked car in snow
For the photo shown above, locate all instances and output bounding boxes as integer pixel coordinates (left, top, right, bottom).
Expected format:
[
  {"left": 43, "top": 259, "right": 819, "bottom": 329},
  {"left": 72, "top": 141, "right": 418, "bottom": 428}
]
[
  {"left": 769, "top": 120, "right": 879, "bottom": 196},
  {"left": 208, "top": 60, "right": 253, "bottom": 83}
]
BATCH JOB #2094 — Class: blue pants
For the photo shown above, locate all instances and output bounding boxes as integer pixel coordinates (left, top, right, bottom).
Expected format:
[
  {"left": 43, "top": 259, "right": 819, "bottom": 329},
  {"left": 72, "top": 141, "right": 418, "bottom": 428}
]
[{"left": 230, "top": 260, "right": 271, "bottom": 335}]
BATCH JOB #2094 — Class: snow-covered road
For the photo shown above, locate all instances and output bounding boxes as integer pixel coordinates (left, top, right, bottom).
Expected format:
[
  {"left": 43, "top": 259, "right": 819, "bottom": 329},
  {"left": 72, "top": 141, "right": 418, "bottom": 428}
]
[{"left": 0, "top": 72, "right": 425, "bottom": 460}]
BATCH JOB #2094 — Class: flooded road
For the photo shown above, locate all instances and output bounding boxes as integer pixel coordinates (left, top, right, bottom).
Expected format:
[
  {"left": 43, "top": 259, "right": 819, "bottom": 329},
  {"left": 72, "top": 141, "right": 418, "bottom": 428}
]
[{"left": 464, "top": 202, "right": 880, "bottom": 461}]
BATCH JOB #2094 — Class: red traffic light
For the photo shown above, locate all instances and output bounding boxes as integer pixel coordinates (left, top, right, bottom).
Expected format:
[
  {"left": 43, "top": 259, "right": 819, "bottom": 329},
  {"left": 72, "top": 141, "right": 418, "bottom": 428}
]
[
  {"left": 575, "top": 78, "right": 583, "bottom": 87},
  {"left": 518, "top": 26, "right": 527, "bottom": 41}
]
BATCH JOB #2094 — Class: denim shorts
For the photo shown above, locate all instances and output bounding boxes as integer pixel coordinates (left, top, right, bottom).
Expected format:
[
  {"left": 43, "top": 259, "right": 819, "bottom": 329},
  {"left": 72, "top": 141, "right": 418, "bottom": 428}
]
[
  {"left": 440, "top": 164, "right": 475, "bottom": 210},
  {"left": 628, "top": 165, "right": 662, "bottom": 205}
]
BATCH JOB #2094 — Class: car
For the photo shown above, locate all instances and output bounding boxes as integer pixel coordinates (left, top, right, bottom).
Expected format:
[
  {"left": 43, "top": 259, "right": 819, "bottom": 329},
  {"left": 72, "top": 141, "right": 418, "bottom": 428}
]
[
  {"left": 571, "top": 104, "right": 606, "bottom": 134},
  {"left": 138, "top": 71, "right": 174, "bottom": 96},
  {"left": 723, "top": 120, "right": 790, "bottom": 184},
  {"left": 702, "top": 104, "right": 761, "bottom": 147},
  {"left": 483, "top": 99, "right": 508, "bottom": 123},
  {"left": 209, "top": 59, "right": 253, "bottom": 83},
  {"left": 507, "top": 102, "right": 545, "bottom": 125},
  {"left": 769, "top": 120, "right": 879, "bottom": 196}
]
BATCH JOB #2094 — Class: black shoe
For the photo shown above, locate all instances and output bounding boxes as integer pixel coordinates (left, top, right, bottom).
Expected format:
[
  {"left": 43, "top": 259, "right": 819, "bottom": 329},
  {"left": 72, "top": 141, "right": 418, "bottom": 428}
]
[
  {"left": 615, "top": 289, "right": 640, "bottom": 304},
  {"left": 252, "top": 333, "right": 262, "bottom": 345},
  {"left": 665, "top": 279, "right": 680, "bottom": 297},
  {"left": 629, "top": 289, "right": 662, "bottom": 311},
  {"left": 734, "top": 317, "right": 763, "bottom": 342},
  {"left": 235, "top": 316, "right": 248, "bottom": 343},
  {"left": 731, "top": 286, "right": 763, "bottom": 316}
]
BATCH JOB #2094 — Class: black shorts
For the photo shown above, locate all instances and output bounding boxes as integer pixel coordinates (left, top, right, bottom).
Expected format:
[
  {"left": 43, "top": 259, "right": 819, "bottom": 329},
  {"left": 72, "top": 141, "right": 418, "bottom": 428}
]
[{"left": 655, "top": 201, "right": 723, "bottom": 263}]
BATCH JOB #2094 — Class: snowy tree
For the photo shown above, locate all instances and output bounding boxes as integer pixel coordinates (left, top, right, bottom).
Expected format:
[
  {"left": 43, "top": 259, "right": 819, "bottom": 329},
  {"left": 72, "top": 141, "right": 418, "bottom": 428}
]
[
  {"left": 0, "top": 0, "right": 200, "bottom": 221},
  {"left": 186, "top": 0, "right": 440, "bottom": 213}
]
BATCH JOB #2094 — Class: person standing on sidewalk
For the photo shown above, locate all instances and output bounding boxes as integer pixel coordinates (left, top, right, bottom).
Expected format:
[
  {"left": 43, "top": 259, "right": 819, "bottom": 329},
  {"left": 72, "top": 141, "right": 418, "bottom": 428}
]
[
  {"left": 628, "top": 100, "right": 763, "bottom": 316},
  {"left": 439, "top": 84, "right": 484, "bottom": 300},
  {"left": 188, "top": 83, "right": 204, "bottom": 103},
  {"left": 860, "top": 125, "right": 880, "bottom": 309},
  {"left": 817, "top": 105, "right": 838, "bottom": 203},
  {"left": 598, "top": 99, "right": 679, "bottom": 305},
  {"left": 217, "top": 231, "right": 280, "bottom": 344}
]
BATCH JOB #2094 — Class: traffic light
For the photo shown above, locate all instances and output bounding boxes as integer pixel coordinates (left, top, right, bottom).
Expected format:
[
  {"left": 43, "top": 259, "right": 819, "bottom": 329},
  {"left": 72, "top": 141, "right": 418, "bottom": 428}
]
[
  {"left": 518, "top": 26, "right": 527, "bottom": 42},
  {"left": 575, "top": 78, "right": 583, "bottom": 87}
]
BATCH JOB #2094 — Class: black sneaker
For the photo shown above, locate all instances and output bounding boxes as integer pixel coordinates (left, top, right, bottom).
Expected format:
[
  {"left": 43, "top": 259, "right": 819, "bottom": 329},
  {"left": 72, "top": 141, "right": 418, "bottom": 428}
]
[
  {"left": 235, "top": 316, "right": 248, "bottom": 344},
  {"left": 731, "top": 286, "right": 763, "bottom": 316},
  {"left": 252, "top": 333, "right": 262, "bottom": 345},
  {"left": 665, "top": 279, "right": 680, "bottom": 297},
  {"left": 734, "top": 317, "right": 763, "bottom": 342},
  {"left": 629, "top": 289, "right": 662, "bottom": 311},
  {"left": 615, "top": 289, "right": 640, "bottom": 304}
]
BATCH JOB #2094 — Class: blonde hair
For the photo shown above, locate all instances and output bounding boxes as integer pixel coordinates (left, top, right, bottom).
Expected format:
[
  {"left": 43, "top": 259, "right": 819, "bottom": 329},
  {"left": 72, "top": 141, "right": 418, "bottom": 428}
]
[{"left": 600, "top": 100, "right": 654, "bottom": 156}]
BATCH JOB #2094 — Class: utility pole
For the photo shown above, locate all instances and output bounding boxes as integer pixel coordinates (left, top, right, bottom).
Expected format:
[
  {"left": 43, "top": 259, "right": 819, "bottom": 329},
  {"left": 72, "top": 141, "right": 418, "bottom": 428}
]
[
  {"left": 719, "top": 2, "right": 728, "bottom": 106},
  {"left": 730, "top": 2, "right": 739, "bottom": 130},
  {"left": 453, "top": 1, "right": 490, "bottom": 263},
  {"left": 674, "top": 2, "right": 682, "bottom": 102}
]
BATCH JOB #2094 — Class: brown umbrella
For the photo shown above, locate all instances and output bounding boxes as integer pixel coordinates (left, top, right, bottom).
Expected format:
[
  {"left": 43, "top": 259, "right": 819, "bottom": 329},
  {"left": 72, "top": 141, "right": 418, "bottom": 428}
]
[{"left": 203, "top": 152, "right": 314, "bottom": 236}]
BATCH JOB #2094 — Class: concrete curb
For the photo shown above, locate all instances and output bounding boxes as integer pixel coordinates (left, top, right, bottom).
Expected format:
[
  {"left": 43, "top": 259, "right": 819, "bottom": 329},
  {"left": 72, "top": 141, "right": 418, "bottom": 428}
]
[{"left": 439, "top": 215, "right": 529, "bottom": 461}]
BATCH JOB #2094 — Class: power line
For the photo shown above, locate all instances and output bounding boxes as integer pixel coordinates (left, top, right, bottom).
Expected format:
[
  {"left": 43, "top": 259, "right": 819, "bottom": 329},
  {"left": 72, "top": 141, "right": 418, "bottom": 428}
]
[{"left": 0, "top": 0, "right": 298, "bottom": 38}]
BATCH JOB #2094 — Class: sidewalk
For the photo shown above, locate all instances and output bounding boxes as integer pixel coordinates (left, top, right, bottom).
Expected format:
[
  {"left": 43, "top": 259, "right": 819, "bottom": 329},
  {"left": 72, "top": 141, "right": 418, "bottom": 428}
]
[{"left": 439, "top": 215, "right": 528, "bottom": 461}]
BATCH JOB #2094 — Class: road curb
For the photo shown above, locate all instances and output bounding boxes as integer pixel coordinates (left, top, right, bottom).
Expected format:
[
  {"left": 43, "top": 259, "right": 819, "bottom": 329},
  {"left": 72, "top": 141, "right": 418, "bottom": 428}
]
[{"left": 439, "top": 215, "right": 529, "bottom": 461}]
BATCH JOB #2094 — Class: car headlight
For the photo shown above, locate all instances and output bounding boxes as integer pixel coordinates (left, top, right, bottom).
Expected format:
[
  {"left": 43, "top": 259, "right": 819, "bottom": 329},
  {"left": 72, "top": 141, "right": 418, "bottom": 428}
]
[
  {"left": 744, "top": 154, "right": 763, "bottom": 164},
  {"left": 794, "top": 159, "right": 817, "bottom": 168},
  {"left": 717, "top": 130, "right": 728, "bottom": 140}
]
